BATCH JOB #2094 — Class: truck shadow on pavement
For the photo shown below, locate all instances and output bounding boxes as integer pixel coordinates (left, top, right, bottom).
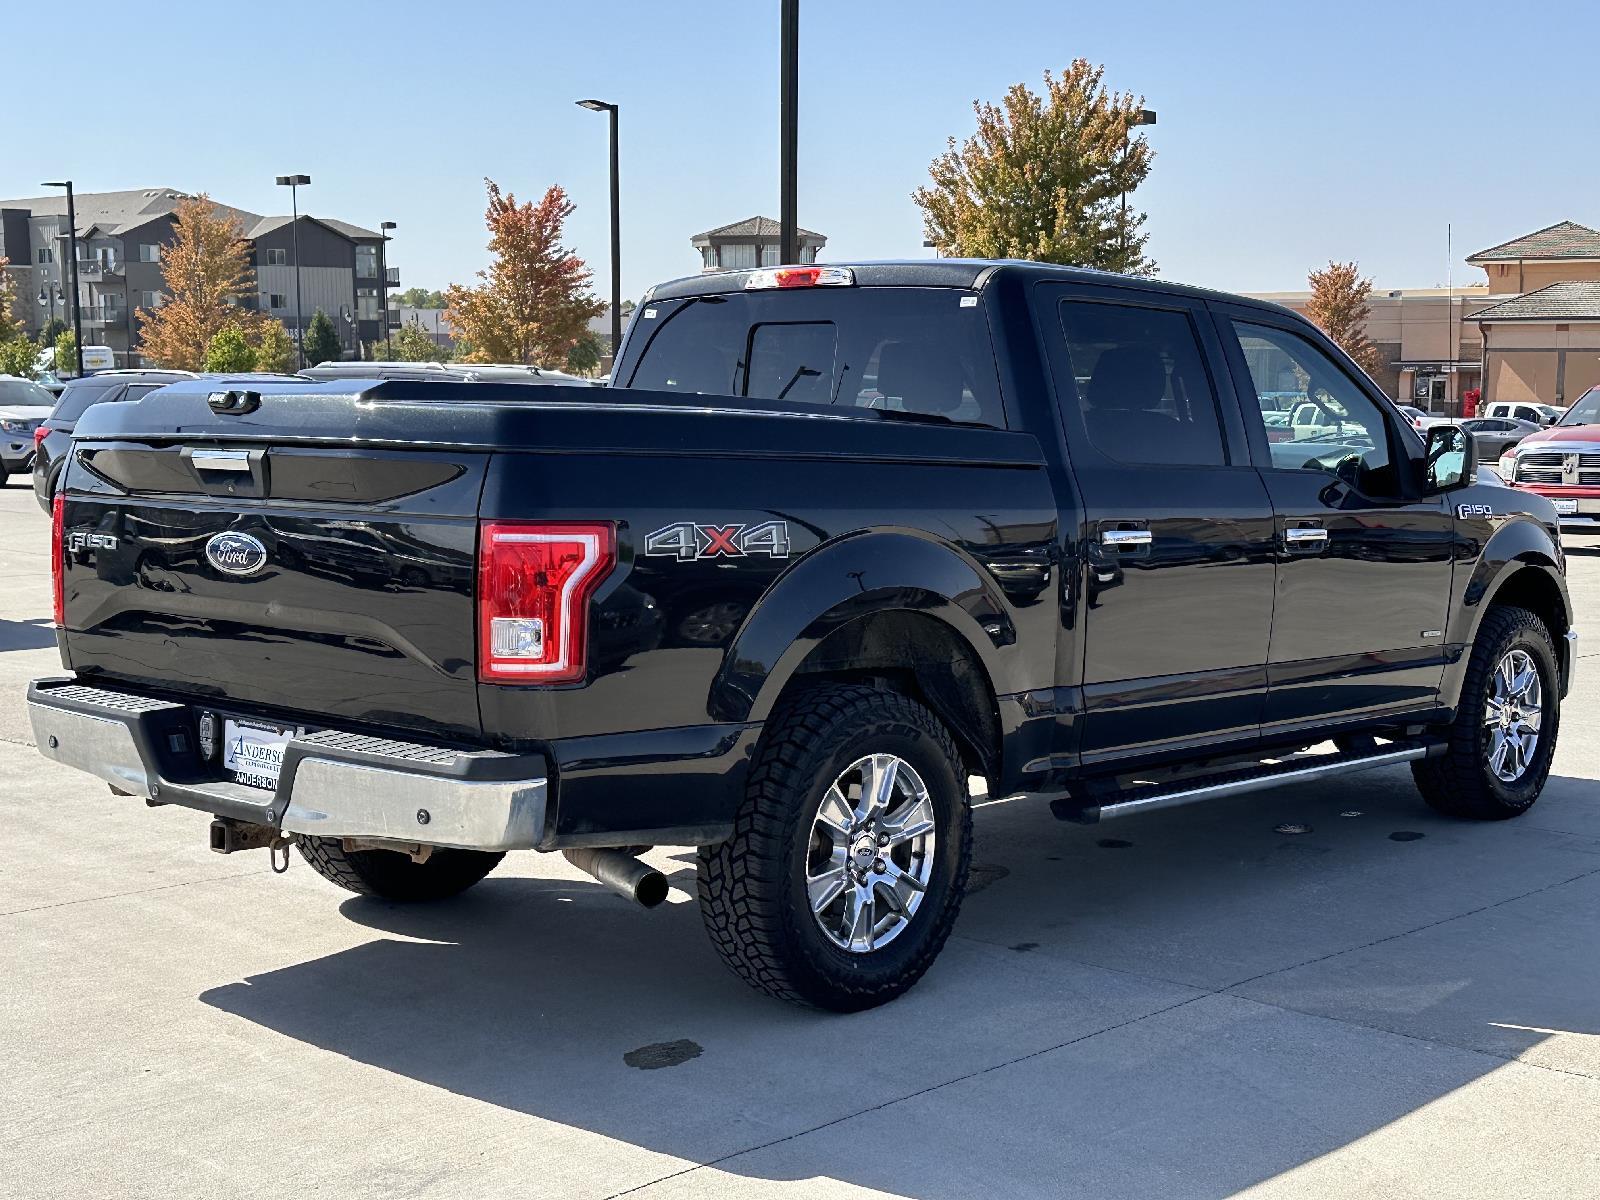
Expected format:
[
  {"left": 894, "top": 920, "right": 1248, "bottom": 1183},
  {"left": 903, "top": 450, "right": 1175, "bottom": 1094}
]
[
  {"left": 0, "top": 617, "right": 57, "bottom": 652},
  {"left": 200, "top": 767, "right": 1600, "bottom": 1198}
]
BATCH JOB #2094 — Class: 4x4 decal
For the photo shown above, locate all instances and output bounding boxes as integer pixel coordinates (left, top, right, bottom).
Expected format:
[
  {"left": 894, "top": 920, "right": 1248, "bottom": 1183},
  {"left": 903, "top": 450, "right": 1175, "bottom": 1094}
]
[{"left": 644, "top": 521, "right": 792, "bottom": 561}]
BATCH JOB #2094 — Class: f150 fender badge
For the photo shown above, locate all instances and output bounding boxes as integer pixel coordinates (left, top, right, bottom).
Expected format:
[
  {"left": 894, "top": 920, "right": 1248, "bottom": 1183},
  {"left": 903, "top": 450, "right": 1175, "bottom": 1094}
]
[
  {"left": 1457, "top": 503, "right": 1496, "bottom": 520},
  {"left": 205, "top": 531, "right": 269, "bottom": 576},
  {"left": 644, "top": 521, "right": 791, "bottom": 561}
]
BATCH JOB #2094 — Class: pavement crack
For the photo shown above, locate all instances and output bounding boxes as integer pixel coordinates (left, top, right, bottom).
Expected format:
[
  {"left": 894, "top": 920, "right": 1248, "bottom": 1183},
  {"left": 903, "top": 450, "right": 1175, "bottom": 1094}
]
[
  {"left": 600, "top": 991, "right": 1213, "bottom": 1198},
  {"left": 1221, "top": 864, "right": 1600, "bottom": 993},
  {"left": 1223, "top": 993, "right": 1600, "bottom": 1084},
  {"left": 2, "top": 870, "right": 265, "bottom": 917}
]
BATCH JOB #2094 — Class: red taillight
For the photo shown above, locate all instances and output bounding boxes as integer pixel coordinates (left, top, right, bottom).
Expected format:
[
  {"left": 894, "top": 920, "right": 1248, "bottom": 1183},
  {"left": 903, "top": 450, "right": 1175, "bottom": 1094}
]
[
  {"left": 51, "top": 493, "right": 65, "bottom": 627},
  {"left": 33, "top": 424, "right": 48, "bottom": 448},
  {"left": 477, "top": 521, "right": 614, "bottom": 684}
]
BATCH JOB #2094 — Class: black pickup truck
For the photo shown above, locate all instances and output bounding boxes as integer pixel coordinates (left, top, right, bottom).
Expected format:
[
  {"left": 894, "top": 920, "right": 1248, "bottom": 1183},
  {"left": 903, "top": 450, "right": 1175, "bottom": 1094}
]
[{"left": 32, "top": 261, "right": 1575, "bottom": 1011}]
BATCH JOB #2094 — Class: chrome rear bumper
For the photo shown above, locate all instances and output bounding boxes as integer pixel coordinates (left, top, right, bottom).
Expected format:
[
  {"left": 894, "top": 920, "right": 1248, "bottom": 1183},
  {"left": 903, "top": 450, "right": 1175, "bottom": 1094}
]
[{"left": 28, "top": 678, "right": 547, "bottom": 852}]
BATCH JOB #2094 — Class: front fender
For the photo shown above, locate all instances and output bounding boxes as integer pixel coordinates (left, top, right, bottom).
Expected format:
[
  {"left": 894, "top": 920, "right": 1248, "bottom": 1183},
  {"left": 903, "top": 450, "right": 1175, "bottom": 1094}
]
[
  {"left": 709, "top": 529, "right": 1018, "bottom": 724},
  {"left": 1442, "top": 514, "right": 1569, "bottom": 704}
]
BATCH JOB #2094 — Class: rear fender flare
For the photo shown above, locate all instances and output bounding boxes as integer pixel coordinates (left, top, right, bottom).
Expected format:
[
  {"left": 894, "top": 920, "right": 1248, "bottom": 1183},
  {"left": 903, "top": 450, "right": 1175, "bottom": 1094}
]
[{"left": 708, "top": 530, "right": 1015, "bottom": 725}]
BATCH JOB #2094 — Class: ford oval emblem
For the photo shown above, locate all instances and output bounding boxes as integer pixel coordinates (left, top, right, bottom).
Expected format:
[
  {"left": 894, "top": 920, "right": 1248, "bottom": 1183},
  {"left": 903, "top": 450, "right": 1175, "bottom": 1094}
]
[{"left": 205, "top": 531, "right": 269, "bottom": 577}]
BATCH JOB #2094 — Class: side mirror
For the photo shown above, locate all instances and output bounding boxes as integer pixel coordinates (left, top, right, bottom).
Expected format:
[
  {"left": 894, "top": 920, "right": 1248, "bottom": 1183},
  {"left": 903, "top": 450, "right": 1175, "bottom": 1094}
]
[{"left": 1423, "top": 423, "right": 1476, "bottom": 493}]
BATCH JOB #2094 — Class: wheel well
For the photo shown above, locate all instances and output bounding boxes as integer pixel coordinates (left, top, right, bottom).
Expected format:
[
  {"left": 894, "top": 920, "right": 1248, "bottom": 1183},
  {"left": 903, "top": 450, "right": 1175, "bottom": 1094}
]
[
  {"left": 1489, "top": 565, "right": 1568, "bottom": 643},
  {"left": 776, "top": 610, "right": 1002, "bottom": 790}
]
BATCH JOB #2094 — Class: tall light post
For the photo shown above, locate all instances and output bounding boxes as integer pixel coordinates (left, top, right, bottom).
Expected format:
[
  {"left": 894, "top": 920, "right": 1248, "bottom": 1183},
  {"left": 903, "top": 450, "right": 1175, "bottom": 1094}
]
[
  {"left": 275, "top": 174, "right": 311, "bottom": 367},
  {"left": 1119, "top": 109, "right": 1156, "bottom": 265},
  {"left": 576, "top": 99, "right": 622, "bottom": 361},
  {"left": 779, "top": 0, "right": 799, "bottom": 264},
  {"left": 378, "top": 220, "right": 397, "bottom": 358},
  {"left": 41, "top": 181, "right": 84, "bottom": 376}
]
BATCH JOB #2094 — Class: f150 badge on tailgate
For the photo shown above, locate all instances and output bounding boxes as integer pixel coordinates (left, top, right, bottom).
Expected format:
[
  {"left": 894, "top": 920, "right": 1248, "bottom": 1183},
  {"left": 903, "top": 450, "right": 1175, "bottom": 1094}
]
[{"left": 644, "top": 521, "right": 791, "bottom": 561}]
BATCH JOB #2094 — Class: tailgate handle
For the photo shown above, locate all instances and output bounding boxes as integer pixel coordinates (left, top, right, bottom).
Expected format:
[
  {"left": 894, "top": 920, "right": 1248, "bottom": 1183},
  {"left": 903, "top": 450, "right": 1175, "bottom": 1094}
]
[{"left": 190, "top": 449, "right": 251, "bottom": 473}]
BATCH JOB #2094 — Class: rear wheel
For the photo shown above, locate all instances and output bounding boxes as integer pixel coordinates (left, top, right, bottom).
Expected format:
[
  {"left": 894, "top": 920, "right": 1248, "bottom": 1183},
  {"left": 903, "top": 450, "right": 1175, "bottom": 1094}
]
[
  {"left": 697, "top": 684, "right": 972, "bottom": 1011},
  {"left": 295, "top": 836, "right": 503, "bottom": 900},
  {"left": 1412, "top": 605, "right": 1560, "bottom": 820}
]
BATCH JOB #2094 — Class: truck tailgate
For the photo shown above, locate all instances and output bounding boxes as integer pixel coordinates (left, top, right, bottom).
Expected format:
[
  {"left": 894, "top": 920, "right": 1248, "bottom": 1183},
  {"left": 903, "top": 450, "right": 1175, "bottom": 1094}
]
[{"left": 59, "top": 441, "right": 485, "bottom": 742}]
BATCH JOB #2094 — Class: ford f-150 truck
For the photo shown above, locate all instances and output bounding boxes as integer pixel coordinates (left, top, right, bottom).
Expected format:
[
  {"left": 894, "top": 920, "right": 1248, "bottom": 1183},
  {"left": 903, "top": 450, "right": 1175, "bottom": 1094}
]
[{"left": 31, "top": 261, "right": 1575, "bottom": 1011}]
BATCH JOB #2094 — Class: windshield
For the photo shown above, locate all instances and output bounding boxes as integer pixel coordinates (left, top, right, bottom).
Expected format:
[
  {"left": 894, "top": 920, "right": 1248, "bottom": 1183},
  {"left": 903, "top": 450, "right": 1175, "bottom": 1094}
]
[
  {"left": 0, "top": 378, "right": 55, "bottom": 408},
  {"left": 1556, "top": 387, "right": 1599, "bottom": 427}
]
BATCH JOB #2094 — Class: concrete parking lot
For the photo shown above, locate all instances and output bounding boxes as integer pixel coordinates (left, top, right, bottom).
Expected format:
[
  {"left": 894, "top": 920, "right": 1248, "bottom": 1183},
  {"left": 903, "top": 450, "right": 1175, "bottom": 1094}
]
[{"left": 2, "top": 481, "right": 1597, "bottom": 1200}]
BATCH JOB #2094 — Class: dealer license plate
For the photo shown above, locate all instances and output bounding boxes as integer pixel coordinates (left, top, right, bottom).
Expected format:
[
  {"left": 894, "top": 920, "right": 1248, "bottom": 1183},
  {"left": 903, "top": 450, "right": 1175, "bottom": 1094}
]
[
  {"left": 223, "top": 720, "right": 296, "bottom": 791},
  {"left": 1553, "top": 499, "right": 1579, "bottom": 515}
]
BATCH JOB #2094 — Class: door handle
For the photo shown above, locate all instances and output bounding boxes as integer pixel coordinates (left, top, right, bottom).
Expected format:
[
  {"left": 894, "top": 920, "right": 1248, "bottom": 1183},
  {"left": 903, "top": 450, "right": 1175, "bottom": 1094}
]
[
  {"left": 1100, "top": 528, "right": 1153, "bottom": 549},
  {"left": 1283, "top": 525, "right": 1328, "bottom": 550},
  {"left": 189, "top": 449, "right": 251, "bottom": 472}
]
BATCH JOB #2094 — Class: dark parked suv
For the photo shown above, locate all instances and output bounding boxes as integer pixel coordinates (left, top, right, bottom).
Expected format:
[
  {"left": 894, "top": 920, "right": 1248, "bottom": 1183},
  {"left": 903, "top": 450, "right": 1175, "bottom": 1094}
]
[
  {"left": 32, "top": 370, "right": 300, "bottom": 511},
  {"left": 33, "top": 370, "right": 196, "bottom": 511}
]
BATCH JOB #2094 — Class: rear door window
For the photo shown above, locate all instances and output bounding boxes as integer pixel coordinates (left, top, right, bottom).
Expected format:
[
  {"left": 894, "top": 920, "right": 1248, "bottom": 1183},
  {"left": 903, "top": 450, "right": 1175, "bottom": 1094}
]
[
  {"left": 623, "top": 287, "right": 1006, "bottom": 428},
  {"left": 50, "top": 380, "right": 124, "bottom": 423},
  {"left": 1055, "top": 300, "right": 1227, "bottom": 466}
]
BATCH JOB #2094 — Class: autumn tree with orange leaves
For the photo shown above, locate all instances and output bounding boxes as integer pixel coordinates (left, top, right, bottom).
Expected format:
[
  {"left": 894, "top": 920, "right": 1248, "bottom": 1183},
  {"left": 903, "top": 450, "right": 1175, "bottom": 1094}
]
[
  {"left": 1305, "top": 260, "right": 1382, "bottom": 377},
  {"left": 138, "top": 195, "right": 259, "bottom": 370},
  {"left": 445, "top": 180, "right": 604, "bottom": 367}
]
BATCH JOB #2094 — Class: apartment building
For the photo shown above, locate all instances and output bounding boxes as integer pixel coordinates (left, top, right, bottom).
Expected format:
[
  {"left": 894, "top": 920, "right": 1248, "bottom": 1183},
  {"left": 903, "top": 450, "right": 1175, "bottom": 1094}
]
[{"left": 0, "top": 188, "right": 398, "bottom": 366}]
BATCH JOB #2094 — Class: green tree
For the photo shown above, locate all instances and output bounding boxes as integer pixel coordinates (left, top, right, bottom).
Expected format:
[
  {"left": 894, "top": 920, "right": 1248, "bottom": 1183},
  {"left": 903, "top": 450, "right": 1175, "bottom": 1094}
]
[
  {"left": 302, "top": 309, "right": 343, "bottom": 365},
  {"left": 395, "top": 287, "right": 446, "bottom": 308},
  {"left": 37, "top": 317, "right": 68, "bottom": 348},
  {"left": 252, "top": 319, "right": 296, "bottom": 373},
  {"left": 393, "top": 318, "right": 442, "bottom": 362},
  {"left": 1305, "top": 261, "right": 1382, "bottom": 376},
  {"left": 205, "top": 322, "right": 257, "bottom": 372},
  {"left": 0, "top": 337, "right": 36, "bottom": 380},
  {"left": 54, "top": 330, "right": 77, "bottom": 375},
  {"left": 913, "top": 60, "right": 1155, "bottom": 274},
  {"left": 564, "top": 330, "right": 604, "bottom": 376}
]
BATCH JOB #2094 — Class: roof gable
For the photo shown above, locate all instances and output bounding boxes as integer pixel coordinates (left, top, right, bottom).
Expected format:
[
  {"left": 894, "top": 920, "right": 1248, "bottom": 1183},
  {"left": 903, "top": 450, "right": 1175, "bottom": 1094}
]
[
  {"left": 1468, "top": 281, "right": 1600, "bottom": 322},
  {"left": 691, "top": 215, "right": 825, "bottom": 242},
  {"left": 1467, "top": 220, "right": 1600, "bottom": 263}
]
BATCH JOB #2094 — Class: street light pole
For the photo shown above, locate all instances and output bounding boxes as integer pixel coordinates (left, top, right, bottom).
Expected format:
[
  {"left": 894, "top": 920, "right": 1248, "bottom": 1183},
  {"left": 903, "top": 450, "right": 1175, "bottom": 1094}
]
[
  {"left": 577, "top": 99, "right": 622, "bottom": 363},
  {"left": 779, "top": 0, "right": 799, "bottom": 264},
  {"left": 378, "top": 221, "right": 397, "bottom": 358},
  {"left": 275, "top": 174, "right": 311, "bottom": 367},
  {"left": 1119, "top": 109, "right": 1156, "bottom": 267},
  {"left": 42, "top": 181, "right": 84, "bottom": 376}
]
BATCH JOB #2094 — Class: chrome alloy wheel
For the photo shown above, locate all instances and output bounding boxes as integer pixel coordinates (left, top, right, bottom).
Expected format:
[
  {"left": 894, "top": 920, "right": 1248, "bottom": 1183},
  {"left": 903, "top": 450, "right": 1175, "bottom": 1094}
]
[
  {"left": 1485, "top": 648, "right": 1543, "bottom": 783},
  {"left": 806, "top": 754, "right": 937, "bottom": 953}
]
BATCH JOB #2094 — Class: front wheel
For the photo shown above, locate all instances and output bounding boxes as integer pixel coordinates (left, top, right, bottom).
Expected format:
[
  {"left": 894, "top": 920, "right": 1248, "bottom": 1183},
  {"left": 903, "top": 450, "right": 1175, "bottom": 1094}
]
[
  {"left": 296, "top": 836, "right": 504, "bottom": 900},
  {"left": 697, "top": 683, "right": 972, "bottom": 1011},
  {"left": 1412, "top": 605, "right": 1561, "bottom": 819}
]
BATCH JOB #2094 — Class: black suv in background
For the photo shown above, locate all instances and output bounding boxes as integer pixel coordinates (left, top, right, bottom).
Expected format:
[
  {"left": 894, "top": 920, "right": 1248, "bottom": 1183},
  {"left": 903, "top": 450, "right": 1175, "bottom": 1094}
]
[{"left": 32, "top": 371, "right": 300, "bottom": 511}]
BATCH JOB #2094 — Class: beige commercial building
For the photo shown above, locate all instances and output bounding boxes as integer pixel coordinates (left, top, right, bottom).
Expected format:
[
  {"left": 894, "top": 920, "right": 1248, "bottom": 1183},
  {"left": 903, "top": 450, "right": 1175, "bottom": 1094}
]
[{"left": 1247, "top": 219, "right": 1600, "bottom": 415}]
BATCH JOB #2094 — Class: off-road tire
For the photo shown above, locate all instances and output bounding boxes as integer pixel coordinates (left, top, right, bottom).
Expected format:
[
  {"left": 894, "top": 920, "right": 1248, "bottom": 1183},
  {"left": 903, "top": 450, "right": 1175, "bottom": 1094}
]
[
  {"left": 295, "top": 836, "right": 504, "bottom": 900},
  {"left": 1412, "top": 604, "right": 1560, "bottom": 820},
  {"left": 697, "top": 683, "right": 973, "bottom": 1011}
]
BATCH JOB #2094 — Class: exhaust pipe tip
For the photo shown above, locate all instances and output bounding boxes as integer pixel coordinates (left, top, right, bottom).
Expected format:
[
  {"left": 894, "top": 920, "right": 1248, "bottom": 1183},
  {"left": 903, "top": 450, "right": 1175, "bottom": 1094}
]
[{"left": 563, "top": 847, "right": 670, "bottom": 908}]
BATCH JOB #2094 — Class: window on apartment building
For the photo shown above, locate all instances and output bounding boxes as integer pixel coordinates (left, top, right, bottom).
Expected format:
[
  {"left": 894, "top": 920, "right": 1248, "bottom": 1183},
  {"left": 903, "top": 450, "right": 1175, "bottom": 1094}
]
[
  {"left": 267, "top": 248, "right": 287, "bottom": 266},
  {"left": 267, "top": 293, "right": 286, "bottom": 310},
  {"left": 356, "top": 245, "right": 378, "bottom": 279},
  {"left": 36, "top": 247, "right": 53, "bottom": 264},
  {"left": 138, "top": 244, "right": 161, "bottom": 263},
  {"left": 759, "top": 245, "right": 781, "bottom": 267},
  {"left": 357, "top": 288, "right": 380, "bottom": 321},
  {"left": 139, "top": 291, "right": 163, "bottom": 309},
  {"left": 720, "top": 244, "right": 758, "bottom": 270}
]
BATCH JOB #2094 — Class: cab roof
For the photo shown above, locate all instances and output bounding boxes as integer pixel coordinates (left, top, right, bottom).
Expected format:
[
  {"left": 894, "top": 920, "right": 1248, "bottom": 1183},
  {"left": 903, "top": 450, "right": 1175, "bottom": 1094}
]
[{"left": 642, "top": 258, "right": 1293, "bottom": 317}]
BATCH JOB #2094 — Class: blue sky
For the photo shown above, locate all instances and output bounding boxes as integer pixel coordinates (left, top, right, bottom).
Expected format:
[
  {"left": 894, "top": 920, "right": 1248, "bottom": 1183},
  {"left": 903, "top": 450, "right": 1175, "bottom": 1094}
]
[{"left": 6, "top": 0, "right": 1596, "bottom": 301}]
